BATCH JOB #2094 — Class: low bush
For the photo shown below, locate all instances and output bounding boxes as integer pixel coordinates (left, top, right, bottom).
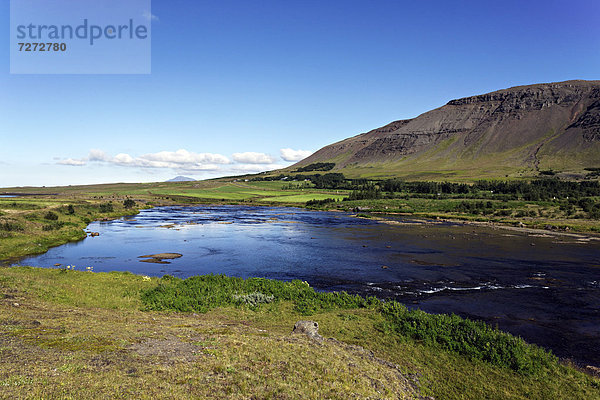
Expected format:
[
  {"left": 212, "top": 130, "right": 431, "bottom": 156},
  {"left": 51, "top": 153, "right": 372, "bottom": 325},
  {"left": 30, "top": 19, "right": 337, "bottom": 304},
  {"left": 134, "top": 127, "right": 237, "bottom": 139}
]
[
  {"left": 140, "top": 274, "right": 373, "bottom": 314},
  {"left": 232, "top": 292, "right": 275, "bottom": 309},
  {"left": 0, "top": 220, "right": 24, "bottom": 232},
  {"left": 44, "top": 211, "right": 59, "bottom": 221},
  {"left": 378, "top": 302, "right": 557, "bottom": 376},
  {"left": 99, "top": 203, "right": 114, "bottom": 213},
  {"left": 5, "top": 202, "right": 39, "bottom": 210},
  {"left": 140, "top": 274, "right": 558, "bottom": 376},
  {"left": 306, "top": 198, "right": 337, "bottom": 207},
  {"left": 42, "top": 221, "right": 65, "bottom": 231}
]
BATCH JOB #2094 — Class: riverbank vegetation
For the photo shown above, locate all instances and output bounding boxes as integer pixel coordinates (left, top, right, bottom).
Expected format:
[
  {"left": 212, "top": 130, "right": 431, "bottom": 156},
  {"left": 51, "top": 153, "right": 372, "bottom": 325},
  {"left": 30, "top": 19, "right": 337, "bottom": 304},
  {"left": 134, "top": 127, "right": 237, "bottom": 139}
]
[
  {"left": 296, "top": 175, "right": 600, "bottom": 232},
  {"left": 0, "top": 197, "right": 145, "bottom": 261},
  {"left": 1, "top": 267, "right": 598, "bottom": 399},
  {"left": 2, "top": 173, "right": 600, "bottom": 262},
  {"left": 2, "top": 175, "right": 599, "bottom": 261},
  {"left": 141, "top": 274, "right": 555, "bottom": 376}
]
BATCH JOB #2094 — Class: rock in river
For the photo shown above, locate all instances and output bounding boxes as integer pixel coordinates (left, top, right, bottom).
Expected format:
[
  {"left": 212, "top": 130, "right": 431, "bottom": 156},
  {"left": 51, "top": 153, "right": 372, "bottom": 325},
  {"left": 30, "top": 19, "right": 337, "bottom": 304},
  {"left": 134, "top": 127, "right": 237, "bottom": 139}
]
[{"left": 138, "top": 253, "right": 183, "bottom": 264}]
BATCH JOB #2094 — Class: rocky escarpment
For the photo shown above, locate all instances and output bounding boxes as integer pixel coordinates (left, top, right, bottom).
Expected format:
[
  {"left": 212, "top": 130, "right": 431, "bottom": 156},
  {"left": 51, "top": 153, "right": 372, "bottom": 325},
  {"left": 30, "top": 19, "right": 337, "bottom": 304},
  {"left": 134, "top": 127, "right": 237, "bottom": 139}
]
[
  {"left": 566, "top": 88, "right": 600, "bottom": 141},
  {"left": 293, "top": 80, "right": 600, "bottom": 178}
]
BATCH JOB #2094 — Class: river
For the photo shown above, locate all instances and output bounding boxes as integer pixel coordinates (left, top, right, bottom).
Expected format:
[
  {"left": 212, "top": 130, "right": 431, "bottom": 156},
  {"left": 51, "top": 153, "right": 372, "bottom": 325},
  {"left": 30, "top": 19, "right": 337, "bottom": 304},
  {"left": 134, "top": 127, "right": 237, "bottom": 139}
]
[{"left": 10, "top": 205, "right": 600, "bottom": 367}]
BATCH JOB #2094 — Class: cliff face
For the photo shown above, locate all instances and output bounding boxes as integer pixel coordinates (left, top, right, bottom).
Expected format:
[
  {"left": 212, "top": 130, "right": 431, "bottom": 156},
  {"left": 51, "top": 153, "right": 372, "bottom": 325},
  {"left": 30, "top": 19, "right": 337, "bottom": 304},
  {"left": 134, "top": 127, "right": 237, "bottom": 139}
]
[{"left": 294, "top": 80, "right": 600, "bottom": 179}]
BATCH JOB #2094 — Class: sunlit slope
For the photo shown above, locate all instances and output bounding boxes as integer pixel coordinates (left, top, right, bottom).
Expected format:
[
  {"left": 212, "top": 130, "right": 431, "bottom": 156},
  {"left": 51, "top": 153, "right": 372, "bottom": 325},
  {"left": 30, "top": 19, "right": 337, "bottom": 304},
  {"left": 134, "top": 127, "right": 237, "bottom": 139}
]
[{"left": 290, "top": 80, "right": 600, "bottom": 180}]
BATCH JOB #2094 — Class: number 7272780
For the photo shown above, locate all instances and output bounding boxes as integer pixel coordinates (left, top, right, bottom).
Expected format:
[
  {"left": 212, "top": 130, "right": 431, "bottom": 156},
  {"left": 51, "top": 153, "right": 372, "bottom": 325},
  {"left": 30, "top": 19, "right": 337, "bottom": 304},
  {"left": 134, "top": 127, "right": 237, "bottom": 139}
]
[{"left": 18, "top": 42, "right": 67, "bottom": 51}]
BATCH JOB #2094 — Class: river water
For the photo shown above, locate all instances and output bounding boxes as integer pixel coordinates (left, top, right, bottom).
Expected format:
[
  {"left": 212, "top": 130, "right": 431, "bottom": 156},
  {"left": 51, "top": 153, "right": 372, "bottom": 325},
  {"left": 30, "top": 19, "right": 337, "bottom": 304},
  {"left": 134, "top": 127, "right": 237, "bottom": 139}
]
[{"left": 10, "top": 205, "right": 600, "bottom": 367}]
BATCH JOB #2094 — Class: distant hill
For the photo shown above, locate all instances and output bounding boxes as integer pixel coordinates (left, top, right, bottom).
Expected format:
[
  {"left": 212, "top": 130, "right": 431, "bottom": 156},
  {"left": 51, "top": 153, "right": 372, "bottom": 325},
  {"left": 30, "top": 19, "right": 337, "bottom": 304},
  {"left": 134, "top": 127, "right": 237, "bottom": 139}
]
[
  {"left": 291, "top": 80, "right": 600, "bottom": 180},
  {"left": 166, "top": 176, "right": 196, "bottom": 182}
]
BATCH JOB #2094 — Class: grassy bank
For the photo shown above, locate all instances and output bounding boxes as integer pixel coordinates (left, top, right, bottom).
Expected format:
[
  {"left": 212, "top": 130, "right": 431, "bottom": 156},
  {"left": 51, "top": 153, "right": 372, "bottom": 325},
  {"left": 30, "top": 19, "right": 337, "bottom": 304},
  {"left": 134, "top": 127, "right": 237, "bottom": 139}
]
[
  {"left": 1, "top": 267, "right": 598, "bottom": 399},
  {"left": 0, "top": 197, "right": 146, "bottom": 261},
  {"left": 314, "top": 197, "right": 600, "bottom": 233}
]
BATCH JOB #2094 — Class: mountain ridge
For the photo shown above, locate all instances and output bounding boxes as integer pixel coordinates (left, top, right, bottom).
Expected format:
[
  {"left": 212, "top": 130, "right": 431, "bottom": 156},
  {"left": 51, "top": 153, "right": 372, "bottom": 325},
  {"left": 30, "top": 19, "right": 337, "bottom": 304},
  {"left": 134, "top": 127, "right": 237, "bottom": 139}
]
[
  {"left": 291, "top": 80, "right": 600, "bottom": 180},
  {"left": 166, "top": 176, "right": 196, "bottom": 182}
]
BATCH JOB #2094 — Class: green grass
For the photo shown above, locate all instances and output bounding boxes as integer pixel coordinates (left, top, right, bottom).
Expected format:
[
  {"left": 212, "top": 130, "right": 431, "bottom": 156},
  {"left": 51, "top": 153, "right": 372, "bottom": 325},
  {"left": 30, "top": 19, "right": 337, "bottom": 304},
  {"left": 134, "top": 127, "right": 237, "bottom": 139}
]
[
  {"left": 140, "top": 274, "right": 557, "bottom": 376},
  {"left": 127, "top": 182, "right": 342, "bottom": 203},
  {"left": 311, "top": 197, "right": 600, "bottom": 233},
  {"left": 141, "top": 274, "right": 376, "bottom": 315},
  {"left": 261, "top": 193, "right": 347, "bottom": 202},
  {"left": 1, "top": 267, "right": 598, "bottom": 399},
  {"left": 0, "top": 198, "right": 145, "bottom": 260}
]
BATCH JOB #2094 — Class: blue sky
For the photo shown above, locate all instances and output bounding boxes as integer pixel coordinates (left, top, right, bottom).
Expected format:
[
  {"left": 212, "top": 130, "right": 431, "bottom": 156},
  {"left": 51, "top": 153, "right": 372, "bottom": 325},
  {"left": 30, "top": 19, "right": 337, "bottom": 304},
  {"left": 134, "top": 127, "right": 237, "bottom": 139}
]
[{"left": 1, "top": 0, "right": 599, "bottom": 187}]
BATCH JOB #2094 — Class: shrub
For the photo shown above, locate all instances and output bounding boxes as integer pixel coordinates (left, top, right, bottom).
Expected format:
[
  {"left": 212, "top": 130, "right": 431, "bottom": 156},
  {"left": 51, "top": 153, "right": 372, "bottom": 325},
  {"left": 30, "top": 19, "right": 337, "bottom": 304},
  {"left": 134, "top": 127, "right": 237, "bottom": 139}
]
[
  {"left": 0, "top": 220, "right": 24, "bottom": 231},
  {"left": 99, "top": 203, "right": 114, "bottom": 213},
  {"left": 6, "top": 202, "right": 39, "bottom": 210},
  {"left": 139, "top": 274, "right": 557, "bottom": 376},
  {"left": 42, "top": 222, "right": 65, "bottom": 231},
  {"left": 232, "top": 292, "right": 275, "bottom": 309},
  {"left": 495, "top": 209, "right": 512, "bottom": 217},
  {"left": 589, "top": 204, "right": 600, "bottom": 219},
  {"left": 123, "top": 199, "right": 136, "bottom": 209},
  {"left": 295, "top": 162, "right": 336, "bottom": 172},
  {"left": 44, "top": 211, "right": 59, "bottom": 221},
  {"left": 378, "top": 302, "right": 557, "bottom": 375},
  {"left": 578, "top": 198, "right": 595, "bottom": 212},
  {"left": 140, "top": 274, "right": 372, "bottom": 314},
  {"left": 305, "top": 198, "right": 337, "bottom": 207}
]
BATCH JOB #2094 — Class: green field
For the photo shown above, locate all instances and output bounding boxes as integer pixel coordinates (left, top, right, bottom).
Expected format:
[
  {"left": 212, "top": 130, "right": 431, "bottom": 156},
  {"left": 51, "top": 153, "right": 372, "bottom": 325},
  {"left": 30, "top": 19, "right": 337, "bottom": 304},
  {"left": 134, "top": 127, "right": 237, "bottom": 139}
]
[
  {"left": 148, "top": 182, "right": 348, "bottom": 202},
  {"left": 1, "top": 181, "right": 348, "bottom": 204},
  {"left": 261, "top": 193, "right": 346, "bottom": 202}
]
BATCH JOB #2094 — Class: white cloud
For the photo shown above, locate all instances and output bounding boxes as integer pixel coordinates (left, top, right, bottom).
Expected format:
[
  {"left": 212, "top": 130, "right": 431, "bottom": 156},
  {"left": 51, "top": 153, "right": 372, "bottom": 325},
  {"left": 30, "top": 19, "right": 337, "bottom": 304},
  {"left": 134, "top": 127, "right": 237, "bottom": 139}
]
[
  {"left": 142, "top": 11, "right": 159, "bottom": 21},
  {"left": 58, "top": 158, "right": 86, "bottom": 166},
  {"left": 280, "top": 148, "right": 313, "bottom": 162},
  {"left": 113, "top": 153, "right": 135, "bottom": 165},
  {"left": 232, "top": 152, "right": 276, "bottom": 164},
  {"left": 88, "top": 149, "right": 110, "bottom": 162},
  {"left": 57, "top": 147, "right": 291, "bottom": 176},
  {"left": 83, "top": 149, "right": 230, "bottom": 171},
  {"left": 139, "top": 149, "right": 229, "bottom": 167}
]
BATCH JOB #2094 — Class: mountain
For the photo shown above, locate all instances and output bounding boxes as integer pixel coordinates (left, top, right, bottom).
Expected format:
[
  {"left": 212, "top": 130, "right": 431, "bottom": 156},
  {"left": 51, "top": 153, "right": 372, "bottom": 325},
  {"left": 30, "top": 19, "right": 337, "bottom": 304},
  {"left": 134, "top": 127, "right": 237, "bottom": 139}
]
[
  {"left": 291, "top": 80, "right": 600, "bottom": 180},
  {"left": 166, "top": 176, "right": 196, "bottom": 182}
]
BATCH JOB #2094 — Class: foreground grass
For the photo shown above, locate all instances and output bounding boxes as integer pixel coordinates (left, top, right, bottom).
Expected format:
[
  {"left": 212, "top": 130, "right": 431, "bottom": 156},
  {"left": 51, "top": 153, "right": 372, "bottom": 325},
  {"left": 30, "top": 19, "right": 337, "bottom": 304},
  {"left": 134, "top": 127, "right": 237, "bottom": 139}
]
[
  {"left": 1, "top": 267, "right": 598, "bottom": 399},
  {"left": 141, "top": 275, "right": 557, "bottom": 376}
]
